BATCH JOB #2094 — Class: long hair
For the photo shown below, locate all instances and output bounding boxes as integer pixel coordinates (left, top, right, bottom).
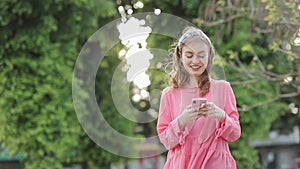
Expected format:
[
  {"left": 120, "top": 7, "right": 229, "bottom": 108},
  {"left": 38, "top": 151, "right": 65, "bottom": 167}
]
[{"left": 169, "top": 26, "right": 215, "bottom": 96}]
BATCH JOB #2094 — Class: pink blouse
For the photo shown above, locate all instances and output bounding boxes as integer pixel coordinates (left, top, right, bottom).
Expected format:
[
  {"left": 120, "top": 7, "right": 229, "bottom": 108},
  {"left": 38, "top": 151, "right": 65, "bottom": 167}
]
[{"left": 157, "top": 80, "right": 241, "bottom": 169}]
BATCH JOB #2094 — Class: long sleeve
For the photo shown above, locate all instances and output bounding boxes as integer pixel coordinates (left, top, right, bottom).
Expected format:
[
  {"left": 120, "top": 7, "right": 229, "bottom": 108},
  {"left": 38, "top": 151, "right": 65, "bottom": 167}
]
[
  {"left": 156, "top": 88, "right": 189, "bottom": 150},
  {"left": 215, "top": 82, "right": 241, "bottom": 142}
]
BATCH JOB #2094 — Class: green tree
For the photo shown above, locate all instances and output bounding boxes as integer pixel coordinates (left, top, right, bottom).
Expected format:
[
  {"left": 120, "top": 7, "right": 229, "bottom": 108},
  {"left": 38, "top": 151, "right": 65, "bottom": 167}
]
[{"left": 0, "top": 0, "right": 128, "bottom": 169}]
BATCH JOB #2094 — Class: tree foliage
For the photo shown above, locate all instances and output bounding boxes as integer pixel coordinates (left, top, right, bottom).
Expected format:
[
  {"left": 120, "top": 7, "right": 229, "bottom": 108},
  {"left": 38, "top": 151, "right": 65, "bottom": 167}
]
[{"left": 0, "top": 0, "right": 121, "bottom": 169}]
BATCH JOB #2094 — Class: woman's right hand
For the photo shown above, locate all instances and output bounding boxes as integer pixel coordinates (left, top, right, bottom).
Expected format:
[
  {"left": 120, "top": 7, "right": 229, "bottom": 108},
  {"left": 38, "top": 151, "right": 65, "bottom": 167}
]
[{"left": 178, "top": 105, "right": 201, "bottom": 128}]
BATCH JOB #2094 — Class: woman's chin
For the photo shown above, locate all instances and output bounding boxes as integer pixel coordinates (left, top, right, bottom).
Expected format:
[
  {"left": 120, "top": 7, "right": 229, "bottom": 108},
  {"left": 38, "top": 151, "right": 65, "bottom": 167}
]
[
  {"left": 190, "top": 73, "right": 201, "bottom": 77},
  {"left": 193, "top": 70, "right": 204, "bottom": 75}
]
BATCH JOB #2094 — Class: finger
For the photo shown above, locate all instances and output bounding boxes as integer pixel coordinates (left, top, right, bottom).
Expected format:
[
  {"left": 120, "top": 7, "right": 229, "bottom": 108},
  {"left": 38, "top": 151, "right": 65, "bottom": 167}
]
[
  {"left": 197, "top": 112, "right": 206, "bottom": 117},
  {"left": 205, "top": 102, "right": 215, "bottom": 111},
  {"left": 199, "top": 106, "right": 210, "bottom": 112},
  {"left": 185, "top": 105, "right": 192, "bottom": 110},
  {"left": 205, "top": 102, "right": 213, "bottom": 107},
  {"left": 198, "top": 104, "right": 209, "bottom": 111},
  {"left": 191, "top": 107, "right": 200, "bottom": 113},
  {"left": 205, "top": 111, "right": 213, "bottom": 116},
  {"left": 187, "top": 104, "right": 193, "bottom": 109},
  {"left": 198, "top": 107, "right": 208, "bottom": 115},
  {"left": 198, "top": 107, "right": 212, "bottom": 117},
  {"left": 189, "top": 113, "right": 198, "bottom": 121}
]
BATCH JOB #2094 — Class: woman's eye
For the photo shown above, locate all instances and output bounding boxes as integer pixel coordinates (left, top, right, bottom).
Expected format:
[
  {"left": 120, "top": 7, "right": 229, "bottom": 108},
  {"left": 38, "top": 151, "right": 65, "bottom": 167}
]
[{"left": 185, "top": 53, "right": 193, "bottom": 58}]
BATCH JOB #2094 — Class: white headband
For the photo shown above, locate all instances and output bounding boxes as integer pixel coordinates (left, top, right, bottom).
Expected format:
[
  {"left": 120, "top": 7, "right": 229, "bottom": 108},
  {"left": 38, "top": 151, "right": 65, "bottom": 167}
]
[{"left": 177, "top": 30, "right": 212, "bottom": 51}]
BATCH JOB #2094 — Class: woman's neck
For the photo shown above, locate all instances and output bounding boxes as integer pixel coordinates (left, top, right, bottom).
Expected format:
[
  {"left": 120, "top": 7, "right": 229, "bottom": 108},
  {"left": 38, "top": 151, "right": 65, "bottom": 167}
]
[
  {"left": 183, "top": 75, "right": 212, "bottom": 88},
  {"left": 184, "top": 76, "right": 199, "bottom": 88}
]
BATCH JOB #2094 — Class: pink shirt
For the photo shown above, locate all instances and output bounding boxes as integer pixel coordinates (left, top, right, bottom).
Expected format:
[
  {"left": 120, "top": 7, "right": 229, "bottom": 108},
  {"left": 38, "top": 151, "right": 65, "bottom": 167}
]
[{"left": 157, "top": 80, "right": 241, "bottom": 169}]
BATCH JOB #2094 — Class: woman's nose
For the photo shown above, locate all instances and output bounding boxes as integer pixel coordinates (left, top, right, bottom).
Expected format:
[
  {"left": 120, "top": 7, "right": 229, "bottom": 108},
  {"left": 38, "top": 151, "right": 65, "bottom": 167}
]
[{"left": 192, "top": 56, "right": 201, "bottom": 64}]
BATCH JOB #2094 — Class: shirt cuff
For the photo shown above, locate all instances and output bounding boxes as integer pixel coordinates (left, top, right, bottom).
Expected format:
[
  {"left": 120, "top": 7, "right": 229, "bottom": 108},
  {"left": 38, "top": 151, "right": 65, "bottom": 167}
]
[
  {"left": 215, "top": 113, "right": 230, "bottom": 137},
  {"left": 171, "top": 118, "right": 189, "bottom": 145}
]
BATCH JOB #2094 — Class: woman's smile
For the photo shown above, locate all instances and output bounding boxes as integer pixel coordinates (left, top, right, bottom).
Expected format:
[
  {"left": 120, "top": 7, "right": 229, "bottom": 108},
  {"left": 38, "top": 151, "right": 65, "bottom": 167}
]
[{"left": 190, "top": 64, "right": 201, "bottom": 71}]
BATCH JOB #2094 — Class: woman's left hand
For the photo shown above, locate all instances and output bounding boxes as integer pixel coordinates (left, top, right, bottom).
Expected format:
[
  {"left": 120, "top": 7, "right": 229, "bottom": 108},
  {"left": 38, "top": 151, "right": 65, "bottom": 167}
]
[{"left": 198, "top": 102, "right": 226, "bottom": 122}]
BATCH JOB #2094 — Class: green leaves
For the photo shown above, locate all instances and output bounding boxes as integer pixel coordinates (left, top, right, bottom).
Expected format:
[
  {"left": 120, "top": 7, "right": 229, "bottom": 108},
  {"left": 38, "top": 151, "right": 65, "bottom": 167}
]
[{"left": 0, "top": 0, "right": 120, "bottom": 168}]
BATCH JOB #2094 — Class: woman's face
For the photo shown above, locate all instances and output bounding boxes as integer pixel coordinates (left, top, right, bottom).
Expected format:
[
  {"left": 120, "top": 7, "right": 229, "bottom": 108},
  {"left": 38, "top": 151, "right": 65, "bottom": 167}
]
[{"left": 180, "top": 39, "right": 210, "bottom": 77}]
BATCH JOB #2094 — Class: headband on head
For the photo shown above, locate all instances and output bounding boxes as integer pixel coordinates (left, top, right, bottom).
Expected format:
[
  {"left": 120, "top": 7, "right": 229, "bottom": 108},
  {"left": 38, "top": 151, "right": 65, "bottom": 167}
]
[{"left": 177, "top": 29, "right": 212, "bottom": 51}]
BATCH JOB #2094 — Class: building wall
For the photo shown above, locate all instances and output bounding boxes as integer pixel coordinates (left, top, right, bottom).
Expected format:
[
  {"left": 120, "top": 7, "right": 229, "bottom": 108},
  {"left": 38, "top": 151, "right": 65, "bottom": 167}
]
[{"left": 257, "top": 144, "right": 300, "bottom": 169}]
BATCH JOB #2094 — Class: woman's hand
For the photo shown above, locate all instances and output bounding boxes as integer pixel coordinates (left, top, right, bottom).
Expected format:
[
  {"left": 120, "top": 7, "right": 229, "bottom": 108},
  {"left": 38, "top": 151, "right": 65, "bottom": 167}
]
[
  {"left": 178, "top": 105, "right": 202, "bottom": 128},
  {"left": 199, "top": 102, "right": 226, "bottom": 122},
  {"left": 178, "top": 102, "right": 226, "bottom": 129}
]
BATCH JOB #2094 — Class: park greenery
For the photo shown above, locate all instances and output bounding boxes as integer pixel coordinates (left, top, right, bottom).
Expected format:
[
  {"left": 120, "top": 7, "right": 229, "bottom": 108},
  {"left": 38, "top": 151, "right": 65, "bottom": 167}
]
[{"left": 0, "top": 0, "right": 299, "bottom": 169}]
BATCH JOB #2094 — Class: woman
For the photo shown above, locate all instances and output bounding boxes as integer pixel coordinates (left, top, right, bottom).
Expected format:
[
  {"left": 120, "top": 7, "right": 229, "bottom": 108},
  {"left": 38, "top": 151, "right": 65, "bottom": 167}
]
[{"left": 157, "top": 26, "right": 241, "bottom": 169}]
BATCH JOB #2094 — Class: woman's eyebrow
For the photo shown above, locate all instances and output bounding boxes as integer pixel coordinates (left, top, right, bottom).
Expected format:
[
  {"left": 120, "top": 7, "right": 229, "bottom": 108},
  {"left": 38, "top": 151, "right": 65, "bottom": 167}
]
[{"left": 197, "top": 51, "right": 206, "bottom": 54}]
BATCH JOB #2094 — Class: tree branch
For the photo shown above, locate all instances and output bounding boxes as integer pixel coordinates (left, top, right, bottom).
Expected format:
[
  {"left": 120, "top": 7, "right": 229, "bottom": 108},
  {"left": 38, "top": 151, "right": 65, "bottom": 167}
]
[
  {"left": 239, "top": 91, "right": 300, "bottom": 112},
  {"left": 277, "top": 47, "right": 300, "bottom": 60},
  {"left": 203, "top": 13, "right": 247, "bottom": 27},
  {"left": 230, "top": 79, "right": 259, "bottom": 85}
]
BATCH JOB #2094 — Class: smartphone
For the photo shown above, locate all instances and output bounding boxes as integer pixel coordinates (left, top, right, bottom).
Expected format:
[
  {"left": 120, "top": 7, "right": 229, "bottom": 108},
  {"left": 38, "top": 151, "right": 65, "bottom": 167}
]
[{"left": 192, "top": 98, "right": 207, "bottom": 108}]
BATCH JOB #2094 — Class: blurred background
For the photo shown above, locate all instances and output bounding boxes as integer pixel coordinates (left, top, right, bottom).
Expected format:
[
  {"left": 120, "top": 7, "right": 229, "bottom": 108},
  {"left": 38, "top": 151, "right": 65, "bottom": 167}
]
[{"left": 0, "top": 0, "right": 299, "bottom": 169}]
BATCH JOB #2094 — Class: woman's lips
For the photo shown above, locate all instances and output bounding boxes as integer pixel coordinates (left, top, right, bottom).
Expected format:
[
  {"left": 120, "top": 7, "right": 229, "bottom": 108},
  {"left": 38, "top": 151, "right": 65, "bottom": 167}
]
[{"left": 191, "top": 65, "right": 201, "bottom": 71}]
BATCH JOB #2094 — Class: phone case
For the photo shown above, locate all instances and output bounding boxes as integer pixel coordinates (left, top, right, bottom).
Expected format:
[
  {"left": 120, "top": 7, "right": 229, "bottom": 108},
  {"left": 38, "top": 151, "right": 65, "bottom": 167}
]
[{"left": 192, "top": 98, "right": 207, "bottom": 108}]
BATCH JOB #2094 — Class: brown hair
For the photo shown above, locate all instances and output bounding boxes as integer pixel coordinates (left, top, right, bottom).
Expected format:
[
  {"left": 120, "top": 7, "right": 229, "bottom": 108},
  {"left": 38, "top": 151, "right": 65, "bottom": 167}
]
[{"left": 169, "top": 26, "right": 215, "bottom": 96}]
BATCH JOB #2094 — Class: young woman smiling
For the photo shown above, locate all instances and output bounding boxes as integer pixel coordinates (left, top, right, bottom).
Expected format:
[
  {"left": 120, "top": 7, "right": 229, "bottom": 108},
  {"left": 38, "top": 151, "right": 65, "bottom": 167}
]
[{"left": 157, "top": 26, "right": 241, "bottom": 169}]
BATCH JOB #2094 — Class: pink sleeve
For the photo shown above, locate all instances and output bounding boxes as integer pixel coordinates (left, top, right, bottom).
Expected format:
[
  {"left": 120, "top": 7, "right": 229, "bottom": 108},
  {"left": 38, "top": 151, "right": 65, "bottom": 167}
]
[
  {"left": 215, "top": 82, "right": 241, "bottom": 142},
  {"left": 156, "top": 89, "right": 189, "bottom": 150}
]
